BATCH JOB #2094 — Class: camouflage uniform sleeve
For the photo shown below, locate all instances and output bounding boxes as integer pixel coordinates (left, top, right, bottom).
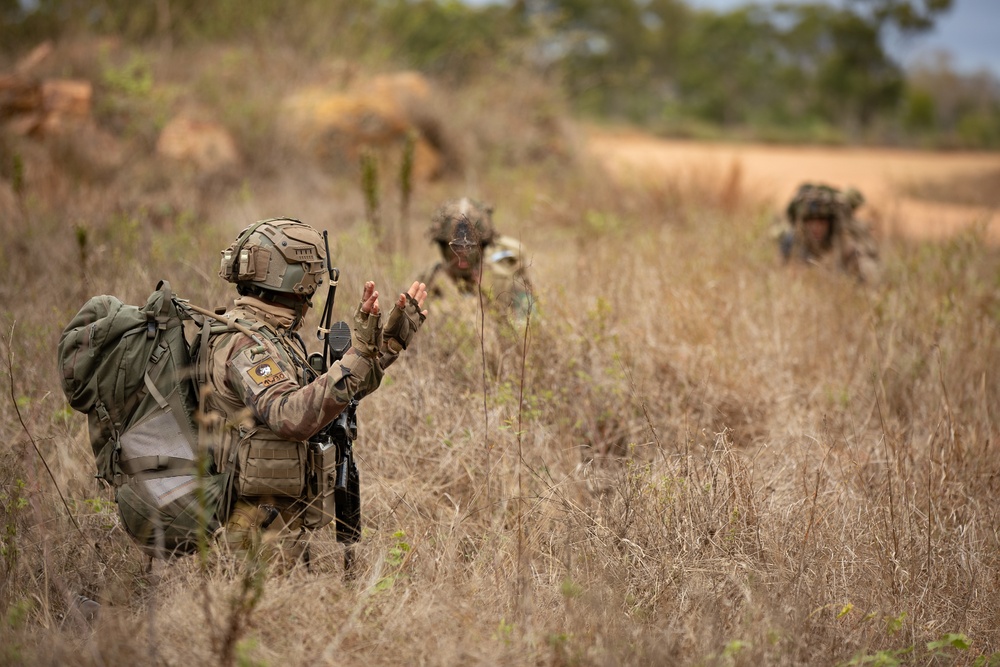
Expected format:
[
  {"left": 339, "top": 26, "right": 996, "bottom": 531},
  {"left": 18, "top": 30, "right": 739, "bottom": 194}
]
[
  {"left": 839, "top": 216, "right": 882, "bottom": 284},
  {"left": 485, "top": 236, "right": 534, "bottom": 317},
  {"left": 224, "top": 333, "right": 381, "bottom": 441}
]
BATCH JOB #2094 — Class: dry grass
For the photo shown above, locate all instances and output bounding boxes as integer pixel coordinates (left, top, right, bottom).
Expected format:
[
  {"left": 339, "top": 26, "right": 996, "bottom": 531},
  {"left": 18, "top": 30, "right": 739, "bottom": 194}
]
[
  {"left": 900, "top": 168, "right": 1000, "bottom": 208},
  {"left": 2, "top": 39, "right": 1000, "bottom": 667},
  {"left": 586, "top": 126, "right": 1000, "bottom": 244}
]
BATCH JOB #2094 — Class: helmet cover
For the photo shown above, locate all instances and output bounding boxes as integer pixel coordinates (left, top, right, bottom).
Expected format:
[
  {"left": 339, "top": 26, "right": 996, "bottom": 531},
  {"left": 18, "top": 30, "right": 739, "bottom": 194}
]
[
  {"left": 786, "top": 183, "right": 856, "bottom": 223},
  {"left": 219, "top": 218, "right": 326, "bottom": 299},
  {"left": 429, "top": 197, "right": 496, "bottom": 246}
]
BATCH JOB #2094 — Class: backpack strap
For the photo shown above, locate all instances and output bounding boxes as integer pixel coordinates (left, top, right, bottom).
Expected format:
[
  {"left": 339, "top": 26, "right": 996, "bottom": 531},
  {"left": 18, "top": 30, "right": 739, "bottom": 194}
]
[
  {"left": 175, "top": 298, "right": 243, "bottom": 381},
  {"left": 142, "top": 371, "right": 169, "bottom": 409},
  {"left": 93, "top": 400, "right": 123, "bottom": 484},
  {"left": 94, "top": 400, "right": 115, "bottom": 429},
  {"left": 195, "top": 318, "right": 213, "bottom": 387},
  {"left": 118, "top": 455, "right": 198, "bottom": 478}
]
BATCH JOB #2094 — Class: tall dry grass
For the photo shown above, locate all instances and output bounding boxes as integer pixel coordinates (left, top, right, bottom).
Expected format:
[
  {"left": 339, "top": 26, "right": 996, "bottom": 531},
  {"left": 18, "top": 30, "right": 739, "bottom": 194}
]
[{"left": 2, "top": 42, "right": 1000, "bottom": 667}]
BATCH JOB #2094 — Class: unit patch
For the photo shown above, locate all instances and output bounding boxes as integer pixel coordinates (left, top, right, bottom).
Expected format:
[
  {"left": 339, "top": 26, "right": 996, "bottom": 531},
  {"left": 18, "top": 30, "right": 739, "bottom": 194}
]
[
  {"left": 249, "top": 357, "right": 280, "bottom": 383},
  {"left": 232, "top": 350, "right": 289, "bottom": 395}
]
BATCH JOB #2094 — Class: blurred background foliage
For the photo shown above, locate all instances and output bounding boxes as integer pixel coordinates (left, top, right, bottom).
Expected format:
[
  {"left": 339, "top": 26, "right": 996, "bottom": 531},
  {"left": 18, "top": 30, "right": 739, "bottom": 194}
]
[{"left": 1, "top": 0, "right": 996, "bottom": 148}]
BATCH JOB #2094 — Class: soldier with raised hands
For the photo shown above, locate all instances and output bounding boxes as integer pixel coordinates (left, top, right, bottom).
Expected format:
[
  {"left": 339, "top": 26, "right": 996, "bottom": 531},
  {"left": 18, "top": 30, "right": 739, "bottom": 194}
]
[{"left": 203, "top": 217, "right": 427, "bottom": 564}]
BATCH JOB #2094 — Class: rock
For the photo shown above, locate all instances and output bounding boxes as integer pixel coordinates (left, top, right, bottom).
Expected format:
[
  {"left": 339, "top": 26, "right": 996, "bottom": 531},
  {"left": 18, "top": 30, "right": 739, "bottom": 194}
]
[
  {"left": 156, "top": 115, "right": 241, "bottom": 172},
  {"left": 0, "top": 74, "right": 42, "bottom": 115},
  {"left": 41, "top": 79, "right": 91, "bottom": 118},
  {"left": 279, "top": 71, "right": 448, "bottom": 181},
  {"left": 1, "top": 76, "right": 92, "bottom": 138}
]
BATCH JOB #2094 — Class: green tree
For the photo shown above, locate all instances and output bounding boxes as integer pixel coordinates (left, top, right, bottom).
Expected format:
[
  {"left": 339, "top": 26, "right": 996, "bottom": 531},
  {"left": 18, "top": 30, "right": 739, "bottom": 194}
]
[
  {"left": 675, "top": 7, "right": 782, "bottom": 125},
  {"left": 378, "top": 0, "right": 523, "bottom": 80},
  {"left": 526, "top": 0, "right": 951, "bottom": 131},
  {"left": 524, "top": 0, "right": 690, "bottom": 120},
  {"left": 824, "top": 20, "right": 902, "bottom": 127},
  {"left": 902, "top": 87, "right": 936, "bottom": 132},
  {"left": 852, "top": 0, "right": 954, "bottom": 34},
  {"left": 903, "top": 54, "right": 1000, "bottom": 147}
]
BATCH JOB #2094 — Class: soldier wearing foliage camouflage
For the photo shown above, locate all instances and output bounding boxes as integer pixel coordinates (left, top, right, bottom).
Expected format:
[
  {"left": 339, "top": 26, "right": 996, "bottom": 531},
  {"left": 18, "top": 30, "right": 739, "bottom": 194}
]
[
  {"left": 202, "top": 218, "right": 426, "bottom": 563},
  {"left": 418, "top": 197, "right": 534, "bottom": 320},
  {"left": 778, "top": 183, "right": 881, "bottom": 284}
]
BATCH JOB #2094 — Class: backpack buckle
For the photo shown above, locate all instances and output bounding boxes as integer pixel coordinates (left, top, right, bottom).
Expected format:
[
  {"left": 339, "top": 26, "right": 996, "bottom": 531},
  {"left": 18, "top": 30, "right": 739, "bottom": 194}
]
[{"left": 149, "top": 343, "right": 167, "bottom": 364}]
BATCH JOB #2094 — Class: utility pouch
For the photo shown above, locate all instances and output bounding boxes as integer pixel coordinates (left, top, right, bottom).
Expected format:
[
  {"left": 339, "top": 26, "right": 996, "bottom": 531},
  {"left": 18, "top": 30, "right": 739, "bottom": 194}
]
[
  {"left": 303, "top": 437, "right": 337, "bottom": 529},
  {"left": 234, "top": 429, "right": 306, "bottom": 498}
]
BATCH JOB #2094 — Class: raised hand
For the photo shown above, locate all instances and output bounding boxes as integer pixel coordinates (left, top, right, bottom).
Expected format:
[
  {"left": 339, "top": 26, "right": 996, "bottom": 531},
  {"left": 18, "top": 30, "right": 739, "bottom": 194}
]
[
  {"left": 359, "top": 281, "right": 380, "bottom": 316},
  {"left": 384, "top": 281, "right": 428, "bottom": 353},
  {"left": 353, "top": 281, "right": 383, "bottom": 358}
]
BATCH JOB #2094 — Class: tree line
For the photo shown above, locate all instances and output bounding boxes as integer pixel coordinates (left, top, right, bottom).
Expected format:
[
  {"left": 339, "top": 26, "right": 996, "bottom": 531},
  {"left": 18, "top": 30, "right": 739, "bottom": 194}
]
[{"left": 2, "top": 0, "right": 996, "bottom": 148}]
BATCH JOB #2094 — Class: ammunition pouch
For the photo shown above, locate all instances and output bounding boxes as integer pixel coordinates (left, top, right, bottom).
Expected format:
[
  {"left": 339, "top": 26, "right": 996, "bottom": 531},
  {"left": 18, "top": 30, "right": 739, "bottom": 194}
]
[
  {"left": 303, "top": 438, "right": 338, "bottom": 529},
  {"left": 234, "top": 429, "right": 306, "bottom": 498}
]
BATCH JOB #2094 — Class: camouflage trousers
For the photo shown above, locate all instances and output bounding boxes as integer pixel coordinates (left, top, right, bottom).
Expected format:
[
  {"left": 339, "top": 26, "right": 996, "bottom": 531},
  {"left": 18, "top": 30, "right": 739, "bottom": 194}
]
[{"left": 219, "top": 499, "right": 310, "bottom": 567}]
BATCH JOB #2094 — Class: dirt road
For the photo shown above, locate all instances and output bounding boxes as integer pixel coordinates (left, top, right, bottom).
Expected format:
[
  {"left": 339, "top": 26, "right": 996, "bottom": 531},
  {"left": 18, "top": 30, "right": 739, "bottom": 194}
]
[{"left": 586, "top": 126, "right": 1000, "bottom": 243}]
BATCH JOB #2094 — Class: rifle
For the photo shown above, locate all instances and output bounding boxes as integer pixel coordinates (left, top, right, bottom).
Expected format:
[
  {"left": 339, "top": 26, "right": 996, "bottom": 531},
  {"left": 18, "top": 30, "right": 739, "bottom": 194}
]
[{"left": 308, "top": 231, "right": 362, "bottom": 574}]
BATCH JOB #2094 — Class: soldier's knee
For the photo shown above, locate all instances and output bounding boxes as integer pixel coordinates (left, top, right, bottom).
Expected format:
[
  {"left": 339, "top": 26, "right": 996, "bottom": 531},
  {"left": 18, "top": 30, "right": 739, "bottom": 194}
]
[
  {"left": 219, "top": 501, "right": 265, "bottom": 555},
  {"left": 219, "top": 501, "right": 309, "bottom": 568}
]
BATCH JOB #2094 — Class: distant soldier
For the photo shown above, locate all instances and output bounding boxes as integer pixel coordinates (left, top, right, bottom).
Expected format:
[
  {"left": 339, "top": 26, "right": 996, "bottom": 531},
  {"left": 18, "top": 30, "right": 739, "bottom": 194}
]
[
  {"left": 419, "top": 197, "right": 534, "bottom": 320},
  {"left": 778, "top": 183, "right": 881, "bottom": 284}
]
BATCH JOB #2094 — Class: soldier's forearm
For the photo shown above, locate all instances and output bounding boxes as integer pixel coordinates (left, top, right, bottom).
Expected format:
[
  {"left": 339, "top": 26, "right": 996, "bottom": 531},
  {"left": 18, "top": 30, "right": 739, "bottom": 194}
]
[{"left": 329, "top": 347, "right": 383, "bottom": 400}]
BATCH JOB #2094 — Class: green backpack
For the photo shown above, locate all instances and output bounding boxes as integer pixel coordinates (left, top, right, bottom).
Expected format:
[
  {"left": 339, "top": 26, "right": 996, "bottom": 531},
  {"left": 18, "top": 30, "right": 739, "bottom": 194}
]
[{"left": 58, "top": 280, "right": 229, "bottom": 559}]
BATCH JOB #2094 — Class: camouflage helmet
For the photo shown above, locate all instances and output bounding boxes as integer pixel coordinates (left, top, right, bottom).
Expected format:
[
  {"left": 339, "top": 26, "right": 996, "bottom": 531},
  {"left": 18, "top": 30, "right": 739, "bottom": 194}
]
[
  {"left": 219, "top": 218, "right": 326, "bottom": 301},
  {"left": 842, "top": 187, "right": 865, "bottom": 211},
  {"left": 786, "top": 183, "right": 853, "bottom": 222},
  {"left": 429, "top": 197, "right": 496, "bottom": 246}
]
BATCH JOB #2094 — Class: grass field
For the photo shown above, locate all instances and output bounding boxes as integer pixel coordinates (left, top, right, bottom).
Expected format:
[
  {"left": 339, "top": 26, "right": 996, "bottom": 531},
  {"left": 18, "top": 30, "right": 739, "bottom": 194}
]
[
  {"left": 586, "top": 125, "right": 1000, "bottom": 243},
  {"left": 1, "top": 42, "right": 1000, "bottom": 667}
]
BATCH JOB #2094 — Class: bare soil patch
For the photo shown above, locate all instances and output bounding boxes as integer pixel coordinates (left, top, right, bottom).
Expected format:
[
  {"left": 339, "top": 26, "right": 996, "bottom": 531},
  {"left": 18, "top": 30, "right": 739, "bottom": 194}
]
[{"left": 586, "top": 126, "right": 1000, "bottom": 243}]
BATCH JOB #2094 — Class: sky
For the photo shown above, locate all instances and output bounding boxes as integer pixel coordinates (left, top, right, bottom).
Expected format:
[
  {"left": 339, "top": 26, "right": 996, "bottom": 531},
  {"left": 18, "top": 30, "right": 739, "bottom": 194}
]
[{"left": 686, "top": 0, "right": 1000, "bottom": 76}]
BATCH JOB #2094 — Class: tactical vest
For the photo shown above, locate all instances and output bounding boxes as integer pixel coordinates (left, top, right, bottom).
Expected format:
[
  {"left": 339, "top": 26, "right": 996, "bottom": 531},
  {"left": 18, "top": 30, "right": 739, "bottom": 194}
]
[{"left": 195, "top": 308, "right": 333, "bottom": 528}]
